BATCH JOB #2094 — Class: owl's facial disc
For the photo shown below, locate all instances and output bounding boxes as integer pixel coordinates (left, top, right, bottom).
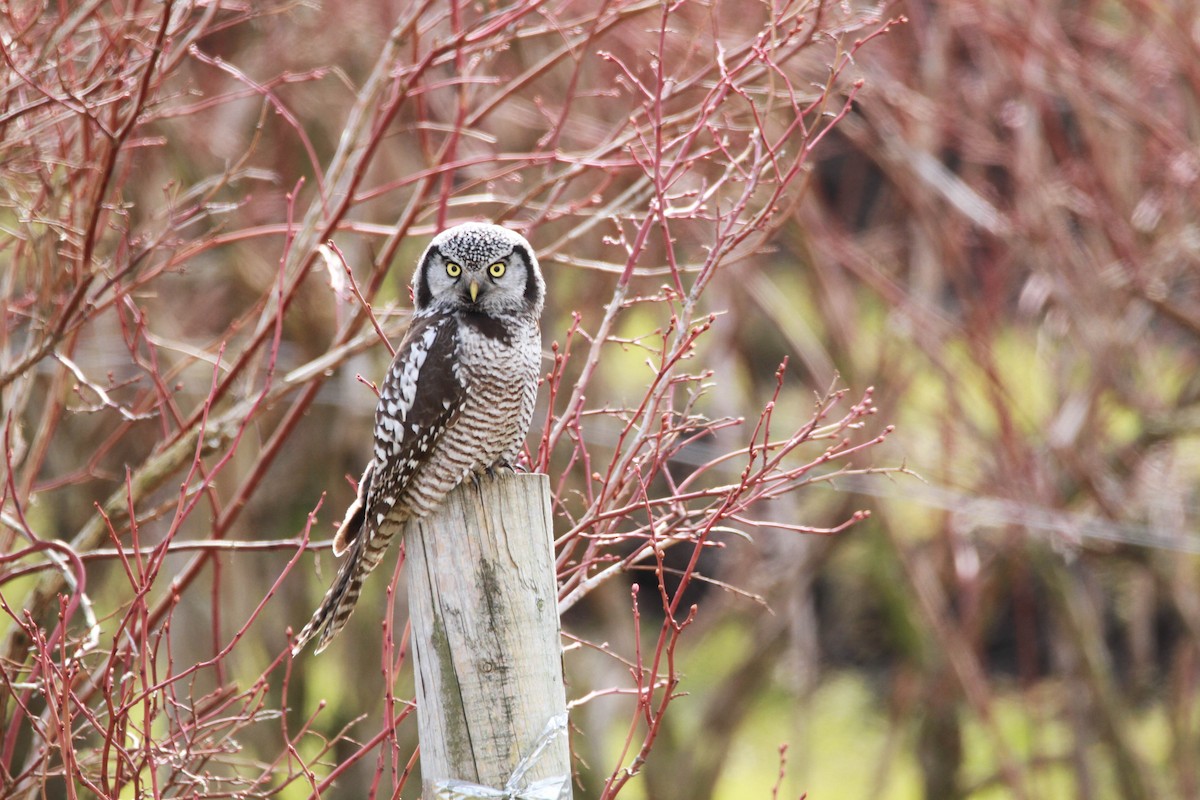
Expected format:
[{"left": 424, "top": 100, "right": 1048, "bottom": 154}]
[{"left": 415, "top": 222, "right": 541, "bottom": 315}]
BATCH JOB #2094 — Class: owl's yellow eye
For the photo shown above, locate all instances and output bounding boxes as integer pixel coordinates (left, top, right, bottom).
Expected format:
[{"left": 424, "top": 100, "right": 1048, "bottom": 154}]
[
  {"left": 488, "top": 262, "right": 506, "bottom": 278},
  {"left": 446, "top": 262, "right": 462, "bottom": 278}
]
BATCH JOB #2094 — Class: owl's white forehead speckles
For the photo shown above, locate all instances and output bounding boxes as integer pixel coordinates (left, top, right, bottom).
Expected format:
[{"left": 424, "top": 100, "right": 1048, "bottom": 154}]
[{"left": 431, "top": 222, "right": 529, "bottom": 266}]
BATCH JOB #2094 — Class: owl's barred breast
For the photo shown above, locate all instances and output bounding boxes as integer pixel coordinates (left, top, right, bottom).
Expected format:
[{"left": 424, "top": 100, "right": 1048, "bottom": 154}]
[{"left": 382, "top": 311, "right": 540, "bottom": 521}]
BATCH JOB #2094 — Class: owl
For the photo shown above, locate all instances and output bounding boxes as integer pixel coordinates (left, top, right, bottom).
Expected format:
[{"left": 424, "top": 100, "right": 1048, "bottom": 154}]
[{"left": 292, "top": 222, "right": 545, "bottom": 655}]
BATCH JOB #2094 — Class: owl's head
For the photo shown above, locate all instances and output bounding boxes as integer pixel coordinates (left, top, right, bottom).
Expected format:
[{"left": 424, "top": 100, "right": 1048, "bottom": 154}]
[{"left": 413, "top": 223, "right": 544, "bottom": 317}]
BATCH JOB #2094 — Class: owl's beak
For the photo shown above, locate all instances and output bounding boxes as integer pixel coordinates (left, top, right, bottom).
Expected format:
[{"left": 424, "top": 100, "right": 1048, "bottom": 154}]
[{"left": 468, "top": 279, "right": 480, "bottom": 303}]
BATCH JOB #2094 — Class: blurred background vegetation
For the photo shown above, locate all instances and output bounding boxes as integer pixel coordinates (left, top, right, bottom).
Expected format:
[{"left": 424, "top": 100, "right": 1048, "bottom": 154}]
[{"left": 2, "top": 1, "right": 1199, "bottom": 798}]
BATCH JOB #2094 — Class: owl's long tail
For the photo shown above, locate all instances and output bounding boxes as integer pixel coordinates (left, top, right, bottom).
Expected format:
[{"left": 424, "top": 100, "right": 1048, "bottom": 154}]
[
  {"left": 291, "top": 526, "right": 397, "bottom": 655},
  {"left": 293, "top": 462, "right": 385, "bottom": 655},
  {"left": 290, "top": 537, "right": 363, "bottom": 655}
]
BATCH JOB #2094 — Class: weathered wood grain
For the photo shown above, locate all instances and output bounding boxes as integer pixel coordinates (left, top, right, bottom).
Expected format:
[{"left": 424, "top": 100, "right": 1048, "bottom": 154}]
[{"left": 406, "top": 472, "right": 571, "bottom": 799}]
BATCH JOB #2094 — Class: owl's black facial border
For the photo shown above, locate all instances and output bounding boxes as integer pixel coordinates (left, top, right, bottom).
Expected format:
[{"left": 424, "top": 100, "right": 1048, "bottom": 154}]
[
  {"left": 415, "top": 248, "right": 439, "bottom": 309},
  {"left": 511, "top": 243, "right": 541, "bottom": 305}
]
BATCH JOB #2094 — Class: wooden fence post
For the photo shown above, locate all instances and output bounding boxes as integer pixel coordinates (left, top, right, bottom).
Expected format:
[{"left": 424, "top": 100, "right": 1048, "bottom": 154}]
[{"left": 406, "top": 472, "right": 571, "bottom": 799}]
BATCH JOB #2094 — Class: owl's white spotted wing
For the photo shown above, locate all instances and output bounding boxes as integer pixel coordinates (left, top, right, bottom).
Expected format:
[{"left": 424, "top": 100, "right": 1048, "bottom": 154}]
[
  {"left": 293, "top": 312, "right": 464, "bottom": 655},
  {"left": 332, "top": 311, "right": 466, "bottom": 556}
]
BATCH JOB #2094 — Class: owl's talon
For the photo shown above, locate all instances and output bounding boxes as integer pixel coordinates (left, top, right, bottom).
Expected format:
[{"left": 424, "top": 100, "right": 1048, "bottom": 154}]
[{"left": 489, "top": 461, "right": 523, "bottom": 477}]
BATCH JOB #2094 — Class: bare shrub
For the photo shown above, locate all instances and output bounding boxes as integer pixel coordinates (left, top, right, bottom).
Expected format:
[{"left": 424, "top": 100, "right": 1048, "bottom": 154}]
[{"left": 0, "top": 1, "right": 894, "bottom": 797}]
